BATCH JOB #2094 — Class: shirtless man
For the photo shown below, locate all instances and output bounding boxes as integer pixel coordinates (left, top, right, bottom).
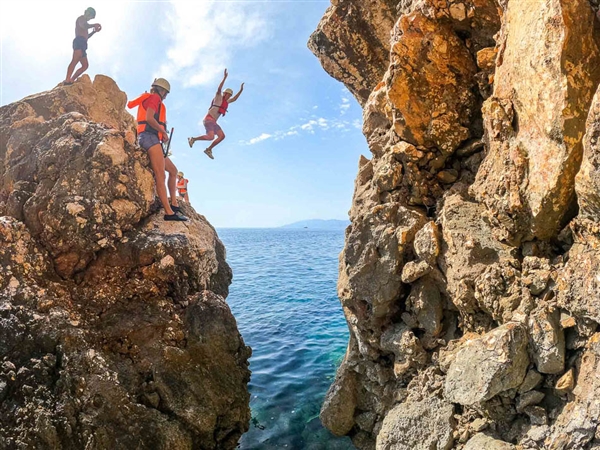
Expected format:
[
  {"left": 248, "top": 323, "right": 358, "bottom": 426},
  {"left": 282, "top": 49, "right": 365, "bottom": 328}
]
[
  {"left": 188, "top": 69, "right": 244, "bottom": 159},
  {"left": 64, "top": 7, "right": 101, "bottom": 84}
]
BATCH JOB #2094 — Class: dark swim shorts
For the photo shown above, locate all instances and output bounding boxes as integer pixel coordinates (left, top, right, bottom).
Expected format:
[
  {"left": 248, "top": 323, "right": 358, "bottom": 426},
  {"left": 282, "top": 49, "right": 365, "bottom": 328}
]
[
  {"left": 73, "top": 36, "right": 88, "bottom": 57},
  {"left": 138, "top": 132, "right": 161, "bottom": 151}
]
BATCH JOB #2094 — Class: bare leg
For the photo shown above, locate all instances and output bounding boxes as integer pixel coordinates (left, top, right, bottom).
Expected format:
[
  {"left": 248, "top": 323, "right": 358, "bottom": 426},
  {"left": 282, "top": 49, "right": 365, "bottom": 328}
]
[
  {"left": 164, "top": 157, "right": 179, "bottom": 207},
  {"left": 190, "top": 131, "right": 215, "bottom": 146},
  {"left": 184, "top": 193, "right": 191, "bottom": 205},
  {"left": 65, "top": 50, "right": 83, "bottom": 82},
  {"left": 207, "top": 129, "right": 226, "bottom": 151},
  {"left": 71, "top": 57, "right": 89, "bottom": 82},
  {"left": 148, "top": 144, "right": 174, "bottom": 215}
]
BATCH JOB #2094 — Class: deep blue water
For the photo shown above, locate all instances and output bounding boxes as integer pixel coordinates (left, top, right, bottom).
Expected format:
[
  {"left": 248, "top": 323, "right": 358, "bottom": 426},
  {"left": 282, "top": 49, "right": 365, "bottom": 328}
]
[{"left": 218, "top": 228, "right": 354, "bottom": 450}]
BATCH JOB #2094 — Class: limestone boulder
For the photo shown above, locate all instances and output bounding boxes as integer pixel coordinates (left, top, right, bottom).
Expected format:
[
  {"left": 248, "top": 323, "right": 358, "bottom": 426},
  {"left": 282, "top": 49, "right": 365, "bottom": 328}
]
[
  {"left": 439, "top": 194, "right": 518, "bottom": 327},
  {"left": 464, "top": 433, "right": 516, "bottom": 450},
  {"left": 577, "top": 83, "right": 600, "bottom": 220},
  {"left": 376, "top": 396, "right": 455, "bottom": 450},
  {"left": 387, "top": 11, "right": 477, "bottom": 153},
  {"left": 528, "top": 307, "right": 565, "bottom": 375},
  {"left": 444, "top": 323, "right": 529, "bottom": 405},
  {"left": 556, "top": 223, "right": 600, "bottom": 323},
  {"left": 380, "top": 322, "right": 428, "bottom": 378},
  {"left": 472, "top": 0, "right": 600, "bottom": 243},
  {"left": 413, "top": 221, "right": 440, "bottom": 264},
  {"left": 546, "top": 334, "right": 600, "bottom": 449}
]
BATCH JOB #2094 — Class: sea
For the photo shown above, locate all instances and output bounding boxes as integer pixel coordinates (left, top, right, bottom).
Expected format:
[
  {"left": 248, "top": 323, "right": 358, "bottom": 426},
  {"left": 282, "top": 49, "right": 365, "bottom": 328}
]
[{"left": 218, "top": 228, "right": 354, "bottom": 450}]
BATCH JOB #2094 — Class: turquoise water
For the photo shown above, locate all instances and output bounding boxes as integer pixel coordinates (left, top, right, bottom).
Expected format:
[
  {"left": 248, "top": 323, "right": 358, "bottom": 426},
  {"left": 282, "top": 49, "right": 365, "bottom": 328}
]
[{"left": 218, "top": 229, "right": 354, "bottom": 449}]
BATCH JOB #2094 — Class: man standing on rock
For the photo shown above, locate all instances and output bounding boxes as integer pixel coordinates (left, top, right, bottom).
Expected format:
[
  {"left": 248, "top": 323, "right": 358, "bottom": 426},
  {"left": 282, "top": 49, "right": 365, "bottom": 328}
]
[
  {"left": 188, "top": 69, "right": 244, "bottom": 159},
  {"left": 128, "top": 78, "right": 188, "bottom": 222},
  {"left": 64, "top": 7, "right": 101, "bottom": 85}
]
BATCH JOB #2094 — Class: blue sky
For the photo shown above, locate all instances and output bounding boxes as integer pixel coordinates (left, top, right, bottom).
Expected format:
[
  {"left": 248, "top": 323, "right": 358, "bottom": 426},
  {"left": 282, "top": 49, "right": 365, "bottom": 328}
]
[{"left": 1, "top": 0, "right": 368, "bottom": 227}]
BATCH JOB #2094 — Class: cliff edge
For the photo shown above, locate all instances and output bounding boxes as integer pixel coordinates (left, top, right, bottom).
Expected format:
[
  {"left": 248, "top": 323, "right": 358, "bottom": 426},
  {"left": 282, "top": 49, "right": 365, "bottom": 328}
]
[
  {"left": 310, "top": 1, "right": 600, "bottom": 449},
  {"left": 0, "top": 75, "right": 251, "bottom": 450}
]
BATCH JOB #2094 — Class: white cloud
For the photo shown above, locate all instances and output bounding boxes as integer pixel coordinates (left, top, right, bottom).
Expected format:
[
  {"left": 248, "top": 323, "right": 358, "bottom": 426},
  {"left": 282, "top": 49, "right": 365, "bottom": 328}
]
[
  {"left": 242, "top": 115, "right": 361, "bottom": 145},
  {"left": 246, "top": 133, "right": 273, "bottom": 145},
  {"left": 158, "top": 1, "right": 269, "bottom": 87}
]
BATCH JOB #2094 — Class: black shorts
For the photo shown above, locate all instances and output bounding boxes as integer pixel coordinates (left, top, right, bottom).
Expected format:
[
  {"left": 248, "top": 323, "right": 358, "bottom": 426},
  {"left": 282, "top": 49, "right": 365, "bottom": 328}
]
[{"left": 73, "top": 36, "right": 88, "bottom": 57}]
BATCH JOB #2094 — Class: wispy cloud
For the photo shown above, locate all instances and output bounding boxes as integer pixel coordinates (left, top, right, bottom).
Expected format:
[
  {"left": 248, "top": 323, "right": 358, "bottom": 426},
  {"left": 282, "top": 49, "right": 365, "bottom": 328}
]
[
  {"left": 158, "top": 1, "right": 270, "bottom": 87},
  {"left": 242, "top": 116, "right": 360, "bottom": 145},
  {"left": 340, "top": 97, "right": 351, "bottom": 115},
  {"left": 247, "top": 133, "right": 273, "bottom": 145}
]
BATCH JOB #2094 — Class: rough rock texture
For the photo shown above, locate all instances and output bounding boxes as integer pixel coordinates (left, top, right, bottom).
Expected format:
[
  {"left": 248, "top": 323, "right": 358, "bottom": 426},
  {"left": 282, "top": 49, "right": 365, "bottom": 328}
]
[
  {"left": 0, "top": 76, "right": 250, "bottom": 449},
  {"left": 471, "top": 0, "right": 600, "bottom": 244},
  {"left": 308, "top": 0, "right": 399, "bottom": 105},
  {"left": 444, "top": 323, "right": 529, "bottom": 406},
  {"left": 376, "top": 396, "right": 454, "bottom": 450},
  {"left": 464, "top": 433, "right": 515, "bottom": 450},
  {"left": 310, "top": 0, "right": 600, "bottom": 448}
]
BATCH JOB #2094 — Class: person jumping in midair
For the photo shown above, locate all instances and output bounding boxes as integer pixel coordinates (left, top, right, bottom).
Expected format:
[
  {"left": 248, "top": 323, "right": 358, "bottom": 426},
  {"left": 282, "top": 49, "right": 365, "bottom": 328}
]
[
  {"left": 64, "top": 7, "right": 101, "bottom": 85},
  {"left": 188, "top": 69, "right": 244, "bottom": 159}
]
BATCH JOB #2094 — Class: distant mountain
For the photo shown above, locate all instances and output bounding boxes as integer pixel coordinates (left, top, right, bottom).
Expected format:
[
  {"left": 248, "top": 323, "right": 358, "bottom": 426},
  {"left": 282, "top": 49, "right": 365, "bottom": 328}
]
[{"left": 280, "top": 219, "right": 350, "bottom": 230}]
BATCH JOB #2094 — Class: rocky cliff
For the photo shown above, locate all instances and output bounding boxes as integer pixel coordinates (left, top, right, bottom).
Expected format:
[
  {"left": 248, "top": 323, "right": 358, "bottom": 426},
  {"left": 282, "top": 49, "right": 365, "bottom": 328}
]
[
  {"left": 0, "top": 75, "right": 251, "bottom": 449},
  {"left": 310, "top": 1, "right": 600, "bottom": 449}
]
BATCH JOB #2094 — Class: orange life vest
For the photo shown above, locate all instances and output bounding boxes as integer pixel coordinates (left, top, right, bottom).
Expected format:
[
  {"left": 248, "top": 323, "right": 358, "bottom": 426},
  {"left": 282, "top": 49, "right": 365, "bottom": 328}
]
[
  {"left": 177, "top": 178, "right": 188, "bottom": 194},
  {"left": 211, "top": 97, "right": 229, "bottom": 116},
  {"left": 127, "top": 93, "right": 167, "bottom": 141}
]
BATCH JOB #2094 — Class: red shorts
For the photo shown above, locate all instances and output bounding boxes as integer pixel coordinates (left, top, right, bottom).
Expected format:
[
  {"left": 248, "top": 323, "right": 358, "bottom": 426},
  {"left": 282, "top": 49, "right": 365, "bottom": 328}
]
[{"left": 203, "top": 116, "right": 222, "bottom": 134}]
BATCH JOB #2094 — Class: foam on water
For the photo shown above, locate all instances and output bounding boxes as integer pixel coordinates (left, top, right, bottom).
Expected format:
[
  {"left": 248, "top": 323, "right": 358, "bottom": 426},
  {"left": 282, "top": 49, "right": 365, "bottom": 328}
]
[{"left": 219, "top": 229, "right": 353, "bottom": 449}]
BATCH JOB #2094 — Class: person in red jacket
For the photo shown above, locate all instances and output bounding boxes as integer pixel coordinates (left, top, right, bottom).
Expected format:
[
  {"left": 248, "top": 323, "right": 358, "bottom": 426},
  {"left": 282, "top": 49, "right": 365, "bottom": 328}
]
[
  {"left": 188, "top": 68, "right": 244, "bottom": 160},
  {"left": 64, "top": 7, "right": 101, "bottom": 84},
  {"left": 128, "top": 78, "right": 187, "bottom": 221},
  {"left": 177, "top": 172, "right": 190, "bottom": 204}
]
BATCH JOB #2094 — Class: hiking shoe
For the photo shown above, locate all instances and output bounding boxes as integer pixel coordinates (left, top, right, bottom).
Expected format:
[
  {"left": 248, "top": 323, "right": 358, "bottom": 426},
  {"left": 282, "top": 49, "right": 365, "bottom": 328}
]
[
  {"left": 188, "top": 137, "right": 194, "bottom": 148},
  {"left": 164, "top": 213, "right": 188, "bottom": 221},
  {"left": 204, "top": 148, "right": 214, "bottom": 160},
  {"left": 170, "top": 204, "right": 182, "bottom": 214}
]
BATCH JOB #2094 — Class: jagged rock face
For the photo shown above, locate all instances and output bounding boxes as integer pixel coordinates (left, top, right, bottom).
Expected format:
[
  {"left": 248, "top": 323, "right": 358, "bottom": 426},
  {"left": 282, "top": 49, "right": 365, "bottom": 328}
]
[
  {"left": 308, "top": 0, "right": 399, "bottom": 105},
  {"left": 388, "top": 11, "right": 478, "bottom": 153},
  {"left": 0, "top": 76, "right": 250, "bottom": 449},
  {"left": 472, "top": 0, "right": 600, "bottom": 244},
  {"left": 311, "top": 0, "right": 600, "bottom": 449}
]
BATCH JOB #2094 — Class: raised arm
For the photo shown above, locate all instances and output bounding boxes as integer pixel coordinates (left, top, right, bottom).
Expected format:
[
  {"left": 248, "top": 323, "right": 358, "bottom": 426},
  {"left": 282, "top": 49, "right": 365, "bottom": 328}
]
[
  {"left": 217, "top": 69, "right": 228, "bottom": 95},
  {"left": 229, "top": 82, "right": 244, "bottom": 103}
]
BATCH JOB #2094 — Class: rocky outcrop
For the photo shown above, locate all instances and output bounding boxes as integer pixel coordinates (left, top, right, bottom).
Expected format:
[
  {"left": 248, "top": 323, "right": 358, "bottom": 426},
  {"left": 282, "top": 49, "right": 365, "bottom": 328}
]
[
  {"left": 0, "top": 75, "right": 250, "bottom": 449},
  {"left": 310, "top": 0, "right": 600, "bottom": 448},
  {"left": 471, "top": 0, "right": 600, "bottom": 244}
]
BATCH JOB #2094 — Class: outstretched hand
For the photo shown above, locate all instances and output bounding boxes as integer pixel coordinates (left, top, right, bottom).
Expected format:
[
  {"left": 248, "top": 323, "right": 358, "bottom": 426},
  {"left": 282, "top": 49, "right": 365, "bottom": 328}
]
[
  {"left": 224, "top": 68, "right": 228, "bottom": 79},
  {"left": 240, "top": 82, "right": 245, "bottom": 89}
]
